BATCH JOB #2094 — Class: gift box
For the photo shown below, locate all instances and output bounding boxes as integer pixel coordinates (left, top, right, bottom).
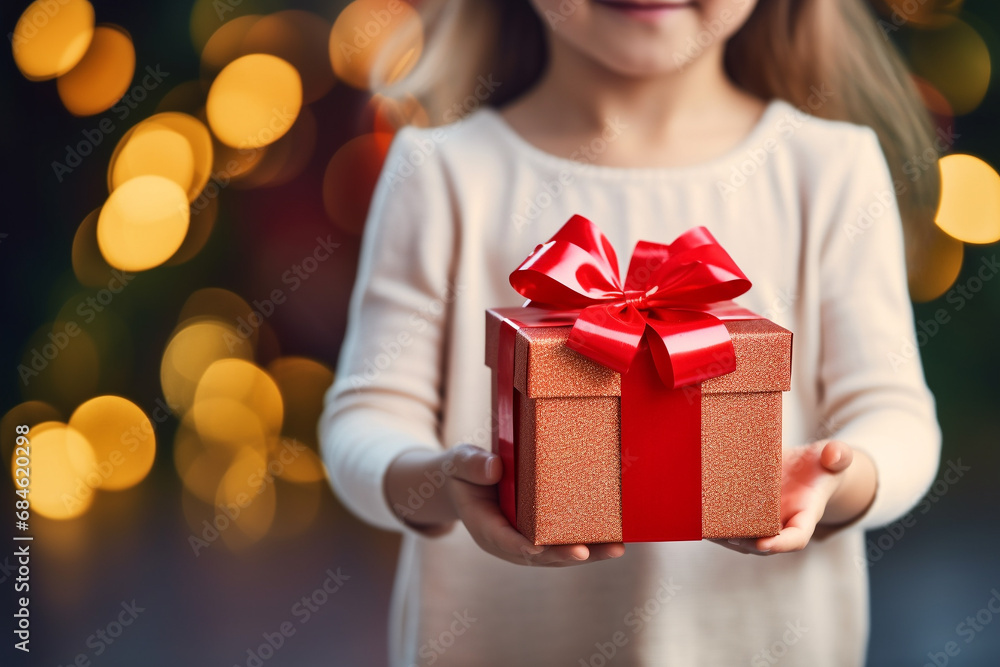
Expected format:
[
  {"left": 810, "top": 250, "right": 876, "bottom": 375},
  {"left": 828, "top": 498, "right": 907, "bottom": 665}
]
[{"left": 485, "top": 216, "right": 792, "bottom": 545}]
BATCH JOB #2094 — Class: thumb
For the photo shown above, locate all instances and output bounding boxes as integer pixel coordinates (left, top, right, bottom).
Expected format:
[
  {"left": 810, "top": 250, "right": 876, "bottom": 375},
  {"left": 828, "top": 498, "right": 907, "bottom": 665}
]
[
  {"left": 448, "top": 444, "right": 502, "bottom": 485},
  {"left": 820, "top": 440, "right": 853, "bottom": 473}
]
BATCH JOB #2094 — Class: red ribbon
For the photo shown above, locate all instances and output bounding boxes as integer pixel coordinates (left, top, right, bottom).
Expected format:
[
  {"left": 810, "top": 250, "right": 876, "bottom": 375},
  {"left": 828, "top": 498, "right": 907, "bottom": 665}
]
[
  {"left": 497, "top": 215, "right": 758, "bottom": 542},
  {"left": 510, "top": 214, "right": 753, "bottom": 389}
]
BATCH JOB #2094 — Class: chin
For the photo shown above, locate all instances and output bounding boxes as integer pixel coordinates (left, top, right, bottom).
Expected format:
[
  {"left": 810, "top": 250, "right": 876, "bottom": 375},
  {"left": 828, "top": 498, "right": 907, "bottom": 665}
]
[{"left": 590, "top": 45, "right": 695, "bottom": 78}]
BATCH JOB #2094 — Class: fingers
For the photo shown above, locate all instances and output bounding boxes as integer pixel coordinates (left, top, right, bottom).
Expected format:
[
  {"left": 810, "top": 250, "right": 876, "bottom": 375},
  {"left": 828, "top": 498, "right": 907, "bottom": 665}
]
[
  {"left": 758, "top": 510, "right": 818, "bottom": 553},
  {"left": 820, "top": 440, "right": 853, "bottom": 473},
  {"left": 448, "top": 444, "right": 501, "bottom": 485}
]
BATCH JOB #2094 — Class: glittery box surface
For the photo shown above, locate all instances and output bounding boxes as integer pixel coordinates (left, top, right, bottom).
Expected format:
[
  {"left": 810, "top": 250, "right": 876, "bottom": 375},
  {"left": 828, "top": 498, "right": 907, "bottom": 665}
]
[{"left": 486, "top": 309, "right": 792, "bottom": 545}]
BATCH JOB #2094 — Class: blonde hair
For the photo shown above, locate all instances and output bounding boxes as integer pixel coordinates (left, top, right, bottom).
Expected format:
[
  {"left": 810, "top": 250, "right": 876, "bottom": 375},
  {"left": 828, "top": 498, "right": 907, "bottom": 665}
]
[{"left": 393, "top": 0, "right": 940, "bottom": 281}]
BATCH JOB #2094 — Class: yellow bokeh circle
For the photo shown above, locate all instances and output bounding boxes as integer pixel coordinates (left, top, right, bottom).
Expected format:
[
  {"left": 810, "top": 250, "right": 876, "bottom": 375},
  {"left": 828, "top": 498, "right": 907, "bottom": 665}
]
[
  {"left": 14, "top": 423, "right": 96, "bottom": 520},
  {"left": 160, "top": 320, "right": 254, "bottom": 414},
  {"left": 935, "top": 154, "right": 1000, "bottom": 244},
  {"left": 909, "top": 18, "right": 991, "bottom": 116},
  {"left": 97, "top": 174, "right": 190, "bottom": 271},
  {"left": 206, "top": 54, "right": 302, "bottom": 148},
  {"left": 194, "top": 359, "right": 284, "bottom": 436},
  {"left": 56, "top": 24, "right": 136, "bottom": 116},
  {"left": 108, "top": 113, "right": 215, "bottom": 201},
  {"left": 329, "top": 0, "right": 424, "bottom": 90},
  {"left": 108, "top": 125, "right": 195, "bottom": 197},
  {"left": 12, "top": 0, "right": 95, "bottom": 81},
  {"left": 68, "top": 396, "right": 155, "bottom": 491}
]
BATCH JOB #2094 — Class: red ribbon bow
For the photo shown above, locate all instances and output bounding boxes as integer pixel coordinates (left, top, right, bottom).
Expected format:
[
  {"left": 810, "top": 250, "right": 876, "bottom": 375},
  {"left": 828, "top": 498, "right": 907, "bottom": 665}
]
[{"left": 510, "top": 214, "right": 753, "bottom": 388}]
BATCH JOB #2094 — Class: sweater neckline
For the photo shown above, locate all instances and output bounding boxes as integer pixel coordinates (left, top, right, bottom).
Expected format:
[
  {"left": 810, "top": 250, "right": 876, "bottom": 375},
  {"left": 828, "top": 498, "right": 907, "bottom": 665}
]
[{"left": 478, "top": 99, "right": 788, "bottom": 179}]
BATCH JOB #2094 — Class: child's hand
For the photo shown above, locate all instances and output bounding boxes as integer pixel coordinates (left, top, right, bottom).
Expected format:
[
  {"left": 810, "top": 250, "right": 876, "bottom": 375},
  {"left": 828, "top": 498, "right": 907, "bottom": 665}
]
[
  {"left": 714, "top": 440, "right": 876, "bottom": 556},
  {"left": 385, "top": 445, "right": 626, "bottom": 566}
]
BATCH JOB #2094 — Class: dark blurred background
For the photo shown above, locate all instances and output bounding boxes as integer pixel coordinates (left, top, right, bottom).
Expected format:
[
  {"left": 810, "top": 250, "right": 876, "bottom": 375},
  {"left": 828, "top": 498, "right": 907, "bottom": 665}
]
[{"left": 0, "top": 0, "right": 998, "bottom": 665}]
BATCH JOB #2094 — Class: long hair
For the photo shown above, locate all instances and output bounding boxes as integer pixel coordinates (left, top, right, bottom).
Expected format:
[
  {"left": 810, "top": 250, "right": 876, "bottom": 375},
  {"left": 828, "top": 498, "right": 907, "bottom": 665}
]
[{"left": 390, "top": 0, "right": 940, "bottom": 284}]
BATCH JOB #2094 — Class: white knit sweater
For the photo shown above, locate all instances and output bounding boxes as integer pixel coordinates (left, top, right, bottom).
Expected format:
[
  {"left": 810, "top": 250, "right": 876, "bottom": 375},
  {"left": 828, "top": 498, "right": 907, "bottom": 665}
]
[{"left": 320, "top": 100, "right": 941, "bottom": 666}]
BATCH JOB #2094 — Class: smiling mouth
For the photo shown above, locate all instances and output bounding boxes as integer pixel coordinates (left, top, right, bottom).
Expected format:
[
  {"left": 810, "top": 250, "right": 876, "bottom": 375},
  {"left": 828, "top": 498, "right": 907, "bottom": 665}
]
[{"left": 593, "top": 0, "right": 697, "bottom": 15}]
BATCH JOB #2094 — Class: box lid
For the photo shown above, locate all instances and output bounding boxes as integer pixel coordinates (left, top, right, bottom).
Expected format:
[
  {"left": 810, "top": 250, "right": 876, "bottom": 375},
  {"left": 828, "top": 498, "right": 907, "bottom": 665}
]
[{"left": 486, "top": 307, "right": 792, "bottom": 398}]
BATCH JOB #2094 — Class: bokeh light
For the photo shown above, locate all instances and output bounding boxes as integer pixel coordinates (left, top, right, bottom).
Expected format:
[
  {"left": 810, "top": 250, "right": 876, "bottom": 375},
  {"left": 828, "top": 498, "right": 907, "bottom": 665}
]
[
  {"left": 165, "top": 194, "right": 219, "bottom": 265},
  {"left": 53, "top": 300, "right": 134, "bottom": 391},
  {"left": 215, "top": 446, "right": 277, "bottom": 547},
  {"left": 15, "top": 423, "right": 96, "bottom": 520},
  {"left": 97, "top": 174, "right": 191, "bottom": 271},
  {"left": 19, "top": 324, "right": 100, "bottom": 412},
  {"left": 156, "top": 80, "right": 207, "bottom": 116},
  {"left": 12, "top": 0, "right": 95, "bottom": 81},
  {"left": 909, "top": 226, "right": 965, "bottom": 302},
  {"left": 241, "top": 10, "right": 335, "bottom": 103},
  {"left": 193, "top": 358, "right": 284, "bottom": 436},
  {"left": 191, "top": 396, "right": 269, "bottom": 454},
  {"left": 177, "top": 288, "right": 260, "bottom": 349},
  {"left": 935, "top": 154, "right": 1000, "bottom": 244},
  {"left": 56, "top": 24, "right": 135, "bottom": 116},
  {"left": 145, "top": 112, "right": 215, "bottom": 200},
  {"left": 200, "top": 14, "right": 262, "bottom": 76},
  {"left": 329, "top": 0, "right": 424, "bottom": 90},
  {"left": 215, "top": 449, "right": 276, "bottom": 547},
  {"left": 211, "top": 136, "right": 268, "bottom": 182},
  {"left": 108, "top": 124, "right": 194, "bottom": 195},
  {"left": 235, "top": 105, "right": 317, "bottom": 189},
  {"left": 877, "top": 0, "right": 964, "bottom": 28},
  {"left": 322, "top": 132, "right": 393, "bottom": 236},
  {"left": 269, "top": 437, "right": 326, "bottom": 484},
  {"left": 160, "top": 319, "right": 254, "bottom": 414},
  {"left": 267, "top": 356, "right": 333, "bottom": 448},
  {"left": 174, "top": 416, "right": 234, "bottom": 504},
  {"left": 188, "top": 0, "right": 268, "bottom": 52},
  {"left": 206, "top": 54, "right": 302, "bottom": 149},
  {"left": 1, "top": 401, "right": 62, "bottom": 464},
  {"left": 909, "top": 18, "right": 991, "bottom": 116},
  {"left": 68, "top": 396, "right": 155, "bottom": 491},
  {"left": 108, "top": 113, "right": 214, "bottom": 200},
  {"left": 71, "top": 207, "right": 117, "bottom": 287}
]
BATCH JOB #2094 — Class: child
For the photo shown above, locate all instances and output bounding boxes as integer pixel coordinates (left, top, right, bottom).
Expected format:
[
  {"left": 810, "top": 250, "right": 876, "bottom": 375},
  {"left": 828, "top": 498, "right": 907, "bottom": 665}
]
[{"left": 321, "top": 0, "right": 942, "bottom": 664}]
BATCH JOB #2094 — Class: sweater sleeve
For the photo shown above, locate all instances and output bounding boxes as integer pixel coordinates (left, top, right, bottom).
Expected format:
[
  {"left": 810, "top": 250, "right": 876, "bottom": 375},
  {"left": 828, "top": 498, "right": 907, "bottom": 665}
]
[
  {"left": 319, "top": 127, "right": 454, "bottom": 533},
  {"left": 817, "top": 128, "right": 942, "bottom": 531}
]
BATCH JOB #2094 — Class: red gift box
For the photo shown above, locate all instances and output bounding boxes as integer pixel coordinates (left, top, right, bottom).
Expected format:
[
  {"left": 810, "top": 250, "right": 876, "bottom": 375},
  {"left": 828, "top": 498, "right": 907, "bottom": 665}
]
[{"left": 485, "top": 216, "right": 792, "bottom": 545}]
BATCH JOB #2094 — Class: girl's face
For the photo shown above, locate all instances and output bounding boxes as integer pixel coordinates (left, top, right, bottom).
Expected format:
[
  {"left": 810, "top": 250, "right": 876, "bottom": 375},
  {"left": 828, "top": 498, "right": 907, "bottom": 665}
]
[{"left": 529, "top": 0, "right": 759, "bottom": 77}]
